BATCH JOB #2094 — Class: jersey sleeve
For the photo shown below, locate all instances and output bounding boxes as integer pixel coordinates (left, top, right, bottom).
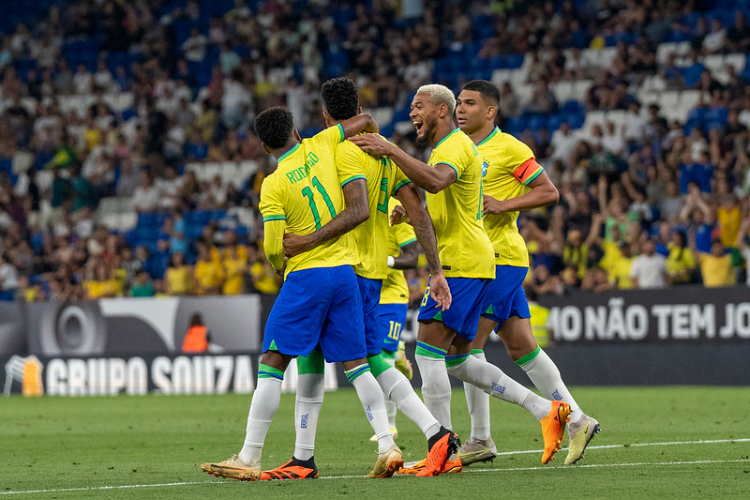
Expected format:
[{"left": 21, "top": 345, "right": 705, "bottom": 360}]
[
  {"left": 394, "top": 219, "right": 417, "bottom": 247},
  {"left": 258, "top": 175, "right": 285, "bottom": 222},
  {"left": 503, "top": 137, "right": 542, "bottom": 186},
  {"left": 316, "top": 123, "right": 346, "bottom": 151},
  {"left": 335, "top": 141, "right": 367, "bottom": 188},
  {"left": 432, "top": 138, "right": 474, "bottom": 180},
  {"left": 391, "top": 164, "right": 412, "bottom": 196}
]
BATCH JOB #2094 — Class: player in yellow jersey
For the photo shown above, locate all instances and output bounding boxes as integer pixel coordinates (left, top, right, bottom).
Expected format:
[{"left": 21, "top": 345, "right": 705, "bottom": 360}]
[
  {"left": 280, "top": 77, "right": 455, "bottom": 479},
  {"left": 201, "top": 107, "right": 403, "bottom": 482},
  {"left": 455, "top": 80, "right": 600, "bottom": 466},
  {"left": 351, "top": 84, "right": 571, "bottom": 471}
]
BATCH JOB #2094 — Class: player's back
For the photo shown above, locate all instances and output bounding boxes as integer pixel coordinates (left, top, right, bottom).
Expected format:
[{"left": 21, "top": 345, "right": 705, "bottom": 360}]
[
  {"left": 381, "top": 197, "right": 416, "bottom": 304},
  {"left": 426, "top": 128, "right": 494, "bottom": 279},
  {"left": 477, "top": 127, "right": 539, "bottom": 268},
  {"left": 336, "top": 139, "right": 411, "bottom": 281},
  {"left": 260, "top": 125, "right": 358, "bottom": 275}
]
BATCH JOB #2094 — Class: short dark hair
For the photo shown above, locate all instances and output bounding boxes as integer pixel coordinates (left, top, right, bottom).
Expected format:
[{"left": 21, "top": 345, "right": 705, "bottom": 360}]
[
  {"left": 462, "top": 80, "right": 501, "bottom": 106},
  {"left": 321, "top": 77, "right": 359, "bottom": 120},
  {"left": 254, "top": 107, "right": 294, "bottom": 149}
]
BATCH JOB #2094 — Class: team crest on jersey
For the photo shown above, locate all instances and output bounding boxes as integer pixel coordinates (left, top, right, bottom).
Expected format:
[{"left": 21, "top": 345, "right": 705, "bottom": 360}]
[{"left": 482, "top": 161, "right": 489, "bottom": 177}]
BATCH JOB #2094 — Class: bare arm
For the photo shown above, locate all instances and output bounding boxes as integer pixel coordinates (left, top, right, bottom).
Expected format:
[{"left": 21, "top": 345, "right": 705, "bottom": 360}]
[
  {"left": 340, "top": 114, "right": 379, "bottom": 138},
  {"left": 396, "top": 182, "right": 442, "bottom": 274},
  {"left": 483, "top": 171, "right": 559, "bottom": 214},
  {"left": 692, "top": 191, "right": 715, "bottom": 224},
  {"left": 348, "top": 135, "right": 456, "bottom": 193},
  {"left": 597, "top": 176, "right": 610, "bottom": 218},
  {"left": 283, "top": 179, "right": 369, "bottom": 257},
  {"left": 392, "top": 241, "right": 418, "bottom": 270}
]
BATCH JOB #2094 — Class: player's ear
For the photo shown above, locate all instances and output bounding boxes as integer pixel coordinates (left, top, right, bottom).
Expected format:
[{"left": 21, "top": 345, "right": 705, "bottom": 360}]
[
  {"left": 293, "top": 129, "right": 302, "bottom": 142},
  {"left": 357, "top": 106, "right": 362, "bottom": 115},
  {"left": 261, "top": 142, "right": 271, "bottom": 154}
]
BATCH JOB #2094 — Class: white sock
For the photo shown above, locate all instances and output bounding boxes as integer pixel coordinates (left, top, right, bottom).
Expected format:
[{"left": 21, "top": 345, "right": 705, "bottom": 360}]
[
  {"left": 446, "top": 354, "right": 550, "bottom": 420},
  {"left": 239, "top": 376, "right": 282, "bottom": 467},
  {"left": 464, "top": 351, "right": 491, "bottom": 441},
  {"left": 382, "top": 355, "right": 398, "bottom": 429},
  {"left": 518, "top": 347, "right": 583, "bottom": 423},
  {"left": 376, "top": 366, "right": 441, "bottom": 440},
  {"left": 415, "top": 352, "right": 453, "bottom": 430},
  {"left": 294, "top": 373, "right": 325, "bottom": 461},
  {"left": 347, "top": 365, "right": 395, "bottom": 453}
]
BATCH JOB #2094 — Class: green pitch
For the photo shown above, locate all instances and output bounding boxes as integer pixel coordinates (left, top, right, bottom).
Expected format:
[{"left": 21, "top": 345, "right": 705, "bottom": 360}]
[{"left": 1, "top": 387, "right": 748, "bottom": 499}]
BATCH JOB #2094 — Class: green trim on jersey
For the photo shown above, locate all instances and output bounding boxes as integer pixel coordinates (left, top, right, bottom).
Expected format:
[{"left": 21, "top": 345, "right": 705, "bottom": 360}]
[
  {"left": 263, "top": 215, "right": 286, "bottom": 222},
  {"left": 277, "top": 143, "right": 301, "bottom": 164},
  {"left": 477, "top": 126, "right": 500, "bottom": 147},
  {"left": 438, "top": 162, "right": 460, "bottom": 181},
  {"left": 434, "top": 128, "right": 461, "bottom": 149},
  {"left": 399, "top": 237, "right": 417, "bottom": 247},
  {"left": 336, "top": 123, "right": 345, "bottom": 142},
  {"left": 393, "top": 178, "right": 412, "bottom": 195},
  {"left": 341, "top": 174, "right": 366, "bottom": 187}
]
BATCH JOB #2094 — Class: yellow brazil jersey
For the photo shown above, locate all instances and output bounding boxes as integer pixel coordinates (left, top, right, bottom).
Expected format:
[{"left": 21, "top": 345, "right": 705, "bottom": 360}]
[
  {"left": 222, "top": 256, "right": 246, "bottom": 295},
  {"left": 336, "top": 137, "right": 412, "bottom": 280},
  {"left": 380, "top": 198, "right": 417, "bottom": 304},
  {"left": 426, "top": 128, "right": 495, "bottom": 278},
  {"left": 477, "top": 126, "right": 541, "bottom": 268},
  {"left": 259, "top": 124, "right": 359, "bottom": 275},
  {"left": 194, "top": 259, "right": 224, "bottom": 293}
]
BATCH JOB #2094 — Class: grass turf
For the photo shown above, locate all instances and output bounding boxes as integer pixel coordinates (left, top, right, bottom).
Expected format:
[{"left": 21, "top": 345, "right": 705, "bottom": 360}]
[{"left": 1, "top": 387, "right": 749, "bottom": 499}]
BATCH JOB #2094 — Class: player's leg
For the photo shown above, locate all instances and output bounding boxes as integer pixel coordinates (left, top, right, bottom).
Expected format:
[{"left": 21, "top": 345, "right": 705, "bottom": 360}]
[
  {"left": 457, "top": 316, "right": 497, "bottom": 465},
  {"left": 498, "top": 315, "right": 600, "bottom": 465},
  {"left": 374, "top": 303, "right": 410, "bottom": 438},
  {"left": 292, "top": 349, "right": 326, "bottom": 461},
  {"left": 321, "top": 269, "right": 400, "bottom": 478}
]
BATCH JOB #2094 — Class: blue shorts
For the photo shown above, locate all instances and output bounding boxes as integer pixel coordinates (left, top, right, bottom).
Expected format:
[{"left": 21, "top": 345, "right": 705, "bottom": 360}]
[
  {"left": 379, "top": 303, "right": 409, "bottom": 352},
  {"left": 357, "top": 275, "right": 384, "bottom": 356},
  {"left": 481, "top": 265, "right": 531, "bottom": 324},
  {"left": 263, "top": 265, "right": 367, "bottom": 363},
  {"left": 418, "top": 277, "right": 490, "bottom": 340}
]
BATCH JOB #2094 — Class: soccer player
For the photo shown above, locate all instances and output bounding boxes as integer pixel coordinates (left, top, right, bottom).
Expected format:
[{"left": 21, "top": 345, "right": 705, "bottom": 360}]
[
  {"left": 455, "top": 80, "right": 600, "bottom": 465},
  {"left": 279, "top": 77, "right": 455, "bottom": 479},
  {"left": 350, "top": 84, "right": 571, "bottom": 470},
  {"left": 200, "top": 107, "right": 400, "bottom": 481},
  {"left": 376, "top": 197, "right": 419, "bottom": 437}
]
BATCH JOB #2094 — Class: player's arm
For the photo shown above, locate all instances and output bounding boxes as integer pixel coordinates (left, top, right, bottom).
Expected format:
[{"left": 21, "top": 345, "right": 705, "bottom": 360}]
[
  {"left": 395, "top": 182, "right": 451, "bottom": 310},
  {"left": 283, "top": 179, "right": 369, "bottom": 257},
  {"left": 263, "top": 220, "right": 287, "bottom": 270},
  {"left": 391, "top": 241, "right": 418, "bottom": 270},
  {"left": 348, "top": 135, "right": 456, "bottom": 193},
  {"left": 484, "top": 169, "right": 559, "bottom": 214},
  {"left": 340, "top": 113, "right": 379, "bottom": 137}
]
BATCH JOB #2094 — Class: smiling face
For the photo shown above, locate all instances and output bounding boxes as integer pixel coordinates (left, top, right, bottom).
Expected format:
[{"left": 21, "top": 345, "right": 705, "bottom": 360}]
[
  {"left": 409, "top": 93, "right": 443, "bottom": 144},
  {"left": 456, "top": 89, "right": 494, "bottom": 135}
]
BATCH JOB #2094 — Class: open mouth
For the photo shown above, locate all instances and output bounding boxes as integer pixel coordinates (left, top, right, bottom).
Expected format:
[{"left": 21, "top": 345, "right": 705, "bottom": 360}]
[{"left": 413, "top": 120, "right": 424, "bottom": 134}]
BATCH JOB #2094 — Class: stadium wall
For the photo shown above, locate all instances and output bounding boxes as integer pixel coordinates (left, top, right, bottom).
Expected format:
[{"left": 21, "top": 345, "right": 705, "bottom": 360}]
[{"left": 2, "top": 286, "right": 749, "bottom": 395}]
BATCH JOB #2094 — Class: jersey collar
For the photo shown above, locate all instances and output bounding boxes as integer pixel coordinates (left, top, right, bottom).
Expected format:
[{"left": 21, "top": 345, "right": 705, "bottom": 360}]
[
  {"left": 277, "top": 143, "right": 301, "bottom": 163},
  {"left": 477, "top": 126, "right": 500, "bottom": 147},
  {"left": 434, "top": 128, "right": 461, "bottom": 149}
]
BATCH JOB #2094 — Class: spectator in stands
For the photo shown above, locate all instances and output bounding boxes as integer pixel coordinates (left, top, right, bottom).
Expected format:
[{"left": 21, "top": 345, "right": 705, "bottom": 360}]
[
  {"left": 132, "top": 171, "right": 160, "bottom": 213},
  {"left": 666, "top": 230, "right": 696, "bottom": 284},
  {"left": 165, "top": 251, "right": 191, "bottom": 296},
  {"left": 129, "top": 269, "right": 154, "bottom": 297},
  {"left": 193, "top": 242, "right": 223, "bottom": 296},
  {"left": 703, "top": 19, "right": 727, "bottom": 54},
  {"left": 526, "top": 79, "right": 558, "bottom": 115},
  {"left": 84, "top": 262, "right": 118, "bottom": 299},
  {"left": 630, "top": 239, "right": 668, "bottom": 289},
  {"left": 0, "top": 253, "right": 19, "bottom": 301},
  {"left": 249, "top": 252, "right": 280, "bottom": 295},
  {"left": 680, "top": 184, "right": 716, "bottom": 253},
  {"left": 692, "top": 238, "right": 735, "bottom": 288},
  {"left": 221, "top": 243, "right": 245, "bottom": 295}
]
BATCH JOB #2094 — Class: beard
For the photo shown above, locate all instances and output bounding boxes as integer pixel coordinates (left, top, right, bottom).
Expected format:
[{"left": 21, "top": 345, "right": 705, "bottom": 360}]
[{"left": 415, "top": 116, "right": 436, "bottom": 145}]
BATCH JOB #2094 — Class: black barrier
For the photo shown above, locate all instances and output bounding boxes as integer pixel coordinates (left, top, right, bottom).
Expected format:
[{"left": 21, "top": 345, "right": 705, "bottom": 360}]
[{"left": 539, "top": 285, "right": 750, "bottom": 343}]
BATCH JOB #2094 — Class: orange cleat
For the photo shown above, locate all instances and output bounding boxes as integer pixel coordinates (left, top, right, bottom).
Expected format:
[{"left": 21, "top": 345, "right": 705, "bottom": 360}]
[
  {"left": 259, "top": 457, "right": 318, "bottom": 480},
  {"left": 540, "top": 401, "right": 572, "bottom": 464},
  {"left": 415, "top": 427, "right": 460, "bottom": 477}
]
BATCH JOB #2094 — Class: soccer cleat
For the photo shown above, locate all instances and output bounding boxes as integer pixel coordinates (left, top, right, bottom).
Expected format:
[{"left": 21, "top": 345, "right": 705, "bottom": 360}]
[
  {"left": 415, "top": 427, "right": 460, "bottom": 477},
  {"left": 395, "top": 341, "right": 413, "bottom": 380},
  {"left": 200, "top": 454, "right": 260, "bottom": 481},
  {"left": 367, "top": 444, "right": 404, "bottom": 478},
  {"left": 565, "top": 415, "right": 601, "bottom": 465},
  {"left": 259, "top": 457, "right": 319, "bottom": 480},
  {"left": 457, "top": 436, "right": 497, "bottom": 466},
  {"left": 540, "top": 401, "right": 572, "bottom": 464},
  {"left": 369, "top": 427, "right": 398, "bottom": 442},
  {"left": 397, "top": 455, "right": 462, "bottom": 475}
]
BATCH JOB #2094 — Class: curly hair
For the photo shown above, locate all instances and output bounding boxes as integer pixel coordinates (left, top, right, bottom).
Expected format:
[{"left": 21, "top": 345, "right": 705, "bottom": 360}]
[
  {"left": 254, "top": 107, "right": 294, "bottom": 149},
  {"left": 321, "top": 77, "right": 359, "bottom": 121}
]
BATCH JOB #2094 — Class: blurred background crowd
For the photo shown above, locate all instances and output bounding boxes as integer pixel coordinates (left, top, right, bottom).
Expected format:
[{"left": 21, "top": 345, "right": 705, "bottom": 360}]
[{"left": 0, "top": 0, "right": 749, "bottom": 303}]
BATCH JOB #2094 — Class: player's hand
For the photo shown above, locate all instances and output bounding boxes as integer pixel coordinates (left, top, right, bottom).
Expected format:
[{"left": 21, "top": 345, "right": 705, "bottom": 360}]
[
  {"left": 348, "top": 134, "right": 393, "bottom": 157},
  {"left": 390, "top": 204, "right": 411, "bottom": 226},
  {"left": 429, "top": 273, "right": 452, "bottom": 311},
  {"left": 483, "top": 194, "right": 507, "bottom": 214},
  {"left": 283, "top": 233, "right": 313, "bottom": 257}
]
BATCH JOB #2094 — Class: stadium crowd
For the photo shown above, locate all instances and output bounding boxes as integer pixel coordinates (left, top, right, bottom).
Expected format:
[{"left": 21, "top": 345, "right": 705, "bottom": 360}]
[{"left": 1, "top": 0, "right": 750, "bottom": 302}]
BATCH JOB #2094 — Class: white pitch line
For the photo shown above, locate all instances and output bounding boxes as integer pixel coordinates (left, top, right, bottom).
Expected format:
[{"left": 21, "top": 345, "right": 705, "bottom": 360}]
[
  {"left": 2, "top": 439, "right": 749, "bottom": 495},
  {"left": 495, "top": 437, "right": 750, "bottom": 456}
]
